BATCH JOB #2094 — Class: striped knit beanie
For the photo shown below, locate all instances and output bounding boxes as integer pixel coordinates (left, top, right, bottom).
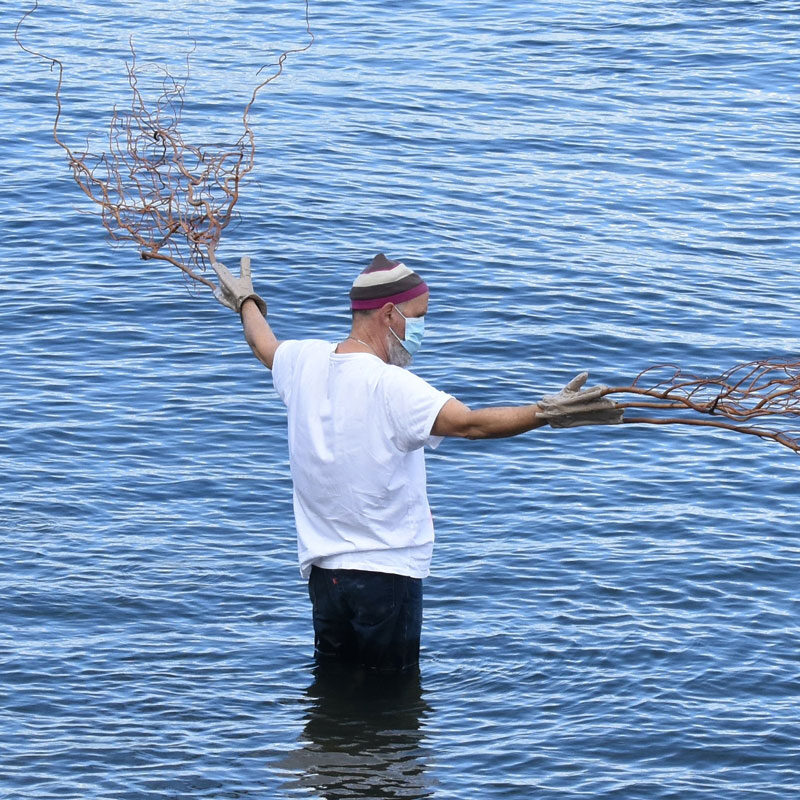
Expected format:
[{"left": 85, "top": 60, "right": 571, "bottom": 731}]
[{"left": 349, "top": 253, "right": 429, "bottom": 311}]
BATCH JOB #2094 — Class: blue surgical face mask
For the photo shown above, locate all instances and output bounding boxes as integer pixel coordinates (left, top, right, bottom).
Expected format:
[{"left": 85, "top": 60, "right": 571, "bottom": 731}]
[{"left": 391, "top": 307, "right": 426, "bottom": 357}]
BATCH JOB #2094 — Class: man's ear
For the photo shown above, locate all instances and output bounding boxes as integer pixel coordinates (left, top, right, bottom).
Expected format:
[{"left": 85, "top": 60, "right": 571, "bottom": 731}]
[{"left": 378, "top": 302, "right": 395, "bottom": 324}]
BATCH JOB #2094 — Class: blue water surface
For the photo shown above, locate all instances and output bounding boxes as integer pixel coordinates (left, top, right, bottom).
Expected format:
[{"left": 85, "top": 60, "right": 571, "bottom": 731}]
[{"left": 2, "top": 1, "right": 799, "bottom": 798}]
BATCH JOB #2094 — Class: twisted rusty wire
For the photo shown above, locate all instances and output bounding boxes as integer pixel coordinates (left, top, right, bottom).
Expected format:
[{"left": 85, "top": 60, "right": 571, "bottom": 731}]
[
  {"left": 15, "top": 0, "right": 313, "bottom": 288},
  {"left": 603, "top": 359, "right": 800, "bottom": 454}
]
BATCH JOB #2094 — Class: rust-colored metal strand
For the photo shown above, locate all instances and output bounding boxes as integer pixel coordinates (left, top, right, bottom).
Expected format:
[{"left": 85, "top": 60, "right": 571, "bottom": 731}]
[
  {"left": 15, "top": 0, "right": 314, "bottom": 289},
  {"left": 15, "top": 2, "right": 66, "bottom": 153}
]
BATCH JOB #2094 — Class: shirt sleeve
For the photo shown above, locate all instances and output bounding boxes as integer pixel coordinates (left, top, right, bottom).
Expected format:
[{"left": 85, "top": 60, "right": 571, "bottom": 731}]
[
  {"left": 271, "top": 340, "right": 301, "bottom": 405},
  {"left": 381, "top": 367, "right": 452, "bottom": 452}
]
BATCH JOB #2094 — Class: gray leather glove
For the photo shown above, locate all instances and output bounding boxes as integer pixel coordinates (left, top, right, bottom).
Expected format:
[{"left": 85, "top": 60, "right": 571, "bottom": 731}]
[
  {"left": 537, "top": 372, "right": 623, "bottom": 428},
  {"left": 211, "top": 255, "right": 267, "bottom": 315}
]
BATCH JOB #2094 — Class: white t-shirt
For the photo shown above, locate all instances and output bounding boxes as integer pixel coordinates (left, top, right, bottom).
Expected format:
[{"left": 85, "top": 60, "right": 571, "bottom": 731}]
[{"left": 272, "top": 339, "right": 452, "bottom": 579}]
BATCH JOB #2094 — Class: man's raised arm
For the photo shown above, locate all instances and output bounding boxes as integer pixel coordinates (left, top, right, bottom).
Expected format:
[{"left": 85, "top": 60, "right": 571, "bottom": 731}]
[
  {"left": 212, "top": 255, "right": 280, "bottom": 369},
  {"left": 241, "top": 298, "right": 280, "bottom": 369}
]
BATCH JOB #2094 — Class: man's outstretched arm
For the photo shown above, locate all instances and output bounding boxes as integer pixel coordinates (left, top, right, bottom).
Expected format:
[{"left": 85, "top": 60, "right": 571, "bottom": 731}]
[
  {"left": 432, "top": 373, "right": 623, "bottom": 439},
  {"left": 432, "top": 398, "right": 545, "bottom": 439}
]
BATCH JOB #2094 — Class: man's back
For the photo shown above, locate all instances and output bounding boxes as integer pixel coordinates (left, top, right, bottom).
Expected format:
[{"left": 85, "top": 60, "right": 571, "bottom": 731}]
[{"left": 272, "top": 339, "right": 451, "bottom": 579}]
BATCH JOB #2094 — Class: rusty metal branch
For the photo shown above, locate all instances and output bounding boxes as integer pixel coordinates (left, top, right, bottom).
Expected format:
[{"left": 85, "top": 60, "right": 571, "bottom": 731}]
[
  {"left": 15, "top": 0, "right": 313, "bottom": 290},
  {"left": 605, "top": 360, "right": 800, "bottom": 454}
]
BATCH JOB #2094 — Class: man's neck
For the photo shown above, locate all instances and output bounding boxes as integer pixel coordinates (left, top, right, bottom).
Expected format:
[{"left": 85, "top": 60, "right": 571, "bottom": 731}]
[{"left": 338, "top": 330, "right": 387, "bottom": 361}]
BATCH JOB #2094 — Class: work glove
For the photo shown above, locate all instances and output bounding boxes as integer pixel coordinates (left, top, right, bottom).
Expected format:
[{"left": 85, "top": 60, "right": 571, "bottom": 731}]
[
  {"left": 537, "top": 372, "right": 623, "bottom": 428},
  {"left": 211, "top": 255, "right": 267, "bottom": 315}
]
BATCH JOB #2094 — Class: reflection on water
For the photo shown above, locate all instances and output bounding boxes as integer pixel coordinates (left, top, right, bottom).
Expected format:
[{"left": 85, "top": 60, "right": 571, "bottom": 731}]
[{"left": 280, "top": 663, "right": 433, "bottom": 799}]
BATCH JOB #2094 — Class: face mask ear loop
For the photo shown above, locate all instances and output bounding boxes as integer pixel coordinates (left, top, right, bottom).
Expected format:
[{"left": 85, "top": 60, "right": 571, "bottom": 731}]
[{"left": 389, "top": 306, "right": 406, "bottom": 346}]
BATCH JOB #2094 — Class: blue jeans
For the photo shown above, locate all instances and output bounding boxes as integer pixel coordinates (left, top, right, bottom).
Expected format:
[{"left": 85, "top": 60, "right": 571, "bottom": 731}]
[{"left": 308, "top": 566, "right": 423, "bottom": 671}]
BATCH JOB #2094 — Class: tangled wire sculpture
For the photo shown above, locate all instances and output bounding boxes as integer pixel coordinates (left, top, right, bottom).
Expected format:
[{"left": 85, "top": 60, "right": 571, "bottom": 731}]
[
  {"left": 15, "top": 0, "right": 313, "bottom": 288},
  {"left": 605, "top": 359, "right": 800, "bottom": 454}
]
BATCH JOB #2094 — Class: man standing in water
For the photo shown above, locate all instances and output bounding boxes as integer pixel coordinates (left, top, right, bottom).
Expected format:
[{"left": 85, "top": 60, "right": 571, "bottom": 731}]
[{"left": 213, "top": 253, "right": 622, "bottom": 671}]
